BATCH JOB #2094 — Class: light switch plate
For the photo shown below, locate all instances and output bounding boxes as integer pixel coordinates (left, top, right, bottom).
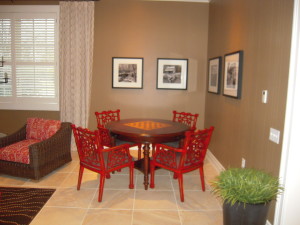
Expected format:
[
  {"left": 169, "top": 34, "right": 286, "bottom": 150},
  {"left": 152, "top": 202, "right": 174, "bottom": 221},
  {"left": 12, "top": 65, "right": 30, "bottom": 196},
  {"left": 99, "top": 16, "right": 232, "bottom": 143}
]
[
  {"left": 262, "top": 90, "right": 268, "bottom": 103},
  {"left": 269, "top": 128, "right": 280, "bottom": 144}
]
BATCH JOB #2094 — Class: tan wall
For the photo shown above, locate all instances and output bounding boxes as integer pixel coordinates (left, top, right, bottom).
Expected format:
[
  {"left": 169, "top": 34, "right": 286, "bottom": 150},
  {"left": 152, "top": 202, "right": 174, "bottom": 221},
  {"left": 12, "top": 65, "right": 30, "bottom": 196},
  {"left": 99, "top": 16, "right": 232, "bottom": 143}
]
[
  {"left": 0, "top": 110, "right": 59, "bottom": 135},
  {"left": 88, "top": 0, "right": 209, "bottom": 130},
  {"left": 205, "top": 0, "right": 293, "bottom": 222},
  {"left": 0, "top": 0, "right": 209, "bottom": 136}
]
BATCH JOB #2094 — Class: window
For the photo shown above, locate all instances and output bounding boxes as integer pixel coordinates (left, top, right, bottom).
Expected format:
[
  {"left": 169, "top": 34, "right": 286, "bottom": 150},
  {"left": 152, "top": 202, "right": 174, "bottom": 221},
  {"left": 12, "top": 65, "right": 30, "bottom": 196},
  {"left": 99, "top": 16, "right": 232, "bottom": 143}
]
[{"left": 0, "top": 6, "right": 59, "bottom": 111}]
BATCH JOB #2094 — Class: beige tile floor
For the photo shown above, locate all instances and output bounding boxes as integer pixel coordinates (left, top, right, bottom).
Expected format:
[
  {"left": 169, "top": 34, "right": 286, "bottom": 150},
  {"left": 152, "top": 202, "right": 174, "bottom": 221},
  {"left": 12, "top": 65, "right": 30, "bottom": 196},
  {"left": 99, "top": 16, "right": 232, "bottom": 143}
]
[{"left": 0, "top": 151, "right": 223, "bottom": 225}]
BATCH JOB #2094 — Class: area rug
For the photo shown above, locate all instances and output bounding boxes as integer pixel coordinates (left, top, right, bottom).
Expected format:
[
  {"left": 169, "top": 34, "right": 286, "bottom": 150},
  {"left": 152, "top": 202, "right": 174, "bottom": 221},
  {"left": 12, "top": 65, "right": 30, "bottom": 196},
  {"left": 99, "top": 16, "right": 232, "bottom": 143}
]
[{"left": 0, "top": 187, "right": 55, "bottom": 225}]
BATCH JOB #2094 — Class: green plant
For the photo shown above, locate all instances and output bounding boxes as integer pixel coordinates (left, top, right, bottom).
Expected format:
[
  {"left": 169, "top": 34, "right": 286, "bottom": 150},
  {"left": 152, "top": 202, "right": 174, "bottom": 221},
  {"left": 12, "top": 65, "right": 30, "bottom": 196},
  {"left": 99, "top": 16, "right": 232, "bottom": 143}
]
[{"left": 211, "top": 168, "right": 283, "bottom": 205}]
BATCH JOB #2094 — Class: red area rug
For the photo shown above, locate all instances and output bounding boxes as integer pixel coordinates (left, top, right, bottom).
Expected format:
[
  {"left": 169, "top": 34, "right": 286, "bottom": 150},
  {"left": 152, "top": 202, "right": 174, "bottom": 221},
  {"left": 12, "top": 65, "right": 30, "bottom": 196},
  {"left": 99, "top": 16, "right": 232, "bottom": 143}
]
[{"left": 0, "top": 187, "right": 55, "bottom": 225}]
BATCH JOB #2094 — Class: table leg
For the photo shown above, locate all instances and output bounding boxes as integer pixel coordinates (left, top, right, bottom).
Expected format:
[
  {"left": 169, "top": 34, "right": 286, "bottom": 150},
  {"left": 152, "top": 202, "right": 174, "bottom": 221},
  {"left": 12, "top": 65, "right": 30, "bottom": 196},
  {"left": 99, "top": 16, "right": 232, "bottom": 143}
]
[{"left": 143, "top": 143, "right": 150, "bottom": 190}]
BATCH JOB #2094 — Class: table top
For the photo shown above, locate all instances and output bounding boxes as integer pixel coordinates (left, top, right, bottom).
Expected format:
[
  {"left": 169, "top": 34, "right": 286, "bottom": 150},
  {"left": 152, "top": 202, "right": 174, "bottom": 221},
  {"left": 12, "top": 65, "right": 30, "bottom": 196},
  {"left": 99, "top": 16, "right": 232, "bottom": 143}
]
[{"left": 106, "top": 118, "right": 190, "bottom": 144}]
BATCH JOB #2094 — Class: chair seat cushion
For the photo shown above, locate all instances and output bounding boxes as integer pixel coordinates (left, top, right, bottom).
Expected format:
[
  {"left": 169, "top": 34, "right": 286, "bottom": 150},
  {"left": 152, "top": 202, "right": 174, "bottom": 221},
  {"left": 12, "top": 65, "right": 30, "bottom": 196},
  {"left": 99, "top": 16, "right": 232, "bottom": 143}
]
[
  {"left": 116, "top": 139, "right": 135, "bottom": 146},
  {"left": 161, "top": 140, "right": 180, "bottom": 148},
  {"left": 0, "top": 139, "right": 40, "bottom": 164}
]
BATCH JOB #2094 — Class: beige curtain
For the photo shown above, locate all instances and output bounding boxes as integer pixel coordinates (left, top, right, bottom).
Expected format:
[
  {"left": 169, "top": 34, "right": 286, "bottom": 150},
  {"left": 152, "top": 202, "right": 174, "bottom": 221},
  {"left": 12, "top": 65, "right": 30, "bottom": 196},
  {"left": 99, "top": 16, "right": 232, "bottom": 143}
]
[{"left": 59, "top": 1, "right": 94, "bottom": 128}]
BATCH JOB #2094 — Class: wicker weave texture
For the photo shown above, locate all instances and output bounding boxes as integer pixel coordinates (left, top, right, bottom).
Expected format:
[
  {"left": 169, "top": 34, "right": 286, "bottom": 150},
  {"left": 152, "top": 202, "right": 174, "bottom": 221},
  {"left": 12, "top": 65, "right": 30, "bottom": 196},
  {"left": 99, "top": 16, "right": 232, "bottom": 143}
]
[{"left": 0, "top": 122, "right": 72, "bottom": 180}]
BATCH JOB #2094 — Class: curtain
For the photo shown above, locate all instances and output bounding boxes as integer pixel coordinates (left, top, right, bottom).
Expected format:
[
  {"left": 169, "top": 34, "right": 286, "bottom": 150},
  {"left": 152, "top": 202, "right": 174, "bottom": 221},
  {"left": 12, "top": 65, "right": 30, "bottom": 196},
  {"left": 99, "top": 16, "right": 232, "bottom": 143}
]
[{"left": 59, "top": 1, "right": 94, "bottom": 129}]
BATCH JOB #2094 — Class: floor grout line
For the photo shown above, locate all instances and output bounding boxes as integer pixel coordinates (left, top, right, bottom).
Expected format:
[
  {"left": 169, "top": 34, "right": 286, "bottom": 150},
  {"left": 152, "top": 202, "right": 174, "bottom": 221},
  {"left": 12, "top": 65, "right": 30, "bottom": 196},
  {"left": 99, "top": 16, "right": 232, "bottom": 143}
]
[{"left": 0, "top": 159, "right": 223, "bottom": 225}]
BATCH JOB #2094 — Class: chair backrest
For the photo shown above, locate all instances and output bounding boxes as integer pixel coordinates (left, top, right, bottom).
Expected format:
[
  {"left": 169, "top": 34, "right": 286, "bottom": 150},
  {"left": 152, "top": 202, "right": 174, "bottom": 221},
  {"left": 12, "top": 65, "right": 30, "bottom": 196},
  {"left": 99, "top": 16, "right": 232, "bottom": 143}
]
[
  {"left": 97, "top": 126, "right": 113, "bottom": 147},
  {"left": 71, "top": 124, "right": 105, "bottom": 170},
  {"left": 180, "top": 126, "right": 214, "bottom": 168},
  {"left": 95, "top": 109, "right": 121, "bottom": 128},
  {"left": 172, "top": 110, "right": 199, "bottom": 131}
]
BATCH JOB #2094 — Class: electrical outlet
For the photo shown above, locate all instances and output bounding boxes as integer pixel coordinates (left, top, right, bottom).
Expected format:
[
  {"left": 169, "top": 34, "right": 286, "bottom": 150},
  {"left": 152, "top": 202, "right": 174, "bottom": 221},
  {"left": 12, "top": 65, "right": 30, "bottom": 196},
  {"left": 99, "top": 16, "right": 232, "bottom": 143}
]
[
  {"left": 241, "top": 158, "right": 246, "bottom": 168},
  {"left": 269, "top": 128, "right": 280, "bottom": 144}
]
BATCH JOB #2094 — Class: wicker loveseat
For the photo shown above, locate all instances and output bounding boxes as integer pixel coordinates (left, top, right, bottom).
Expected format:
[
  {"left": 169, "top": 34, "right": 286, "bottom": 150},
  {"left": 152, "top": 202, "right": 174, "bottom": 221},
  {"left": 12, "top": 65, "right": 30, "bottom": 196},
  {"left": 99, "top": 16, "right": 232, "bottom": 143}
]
[{"left": 0, "top": 118, "right": 72, "bottom": 180}]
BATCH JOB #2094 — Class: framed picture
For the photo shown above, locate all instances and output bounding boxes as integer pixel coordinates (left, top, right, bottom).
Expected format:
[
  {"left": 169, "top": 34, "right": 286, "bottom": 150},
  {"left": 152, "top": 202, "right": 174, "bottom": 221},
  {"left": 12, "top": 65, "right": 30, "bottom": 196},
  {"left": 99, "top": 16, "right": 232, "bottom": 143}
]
[
  {"left": 223, "top": 51, "right": 243, "bottom": 98},
  {"left": 208, "top": 56, "right": 222, "bottom": 94},
  {"left": 157, "top": 58, "right": 188, "bottom": 90},
  {"left": 112, "top": 57, "right": 143, "bottom": 89}
]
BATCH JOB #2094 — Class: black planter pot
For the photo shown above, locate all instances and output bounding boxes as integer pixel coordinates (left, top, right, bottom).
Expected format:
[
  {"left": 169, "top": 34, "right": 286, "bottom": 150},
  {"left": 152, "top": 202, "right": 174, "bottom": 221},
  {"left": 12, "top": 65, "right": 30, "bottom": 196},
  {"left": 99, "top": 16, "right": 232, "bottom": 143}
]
[{"left": 223, "top": 201, "right": 270, "bottom": 225}]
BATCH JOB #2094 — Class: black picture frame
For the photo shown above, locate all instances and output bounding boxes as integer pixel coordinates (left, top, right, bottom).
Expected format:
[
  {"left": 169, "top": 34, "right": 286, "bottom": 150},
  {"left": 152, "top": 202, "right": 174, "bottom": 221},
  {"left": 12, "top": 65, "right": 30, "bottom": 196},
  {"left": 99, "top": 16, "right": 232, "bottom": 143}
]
[
  {"left": 208, "top": 56, "right": 222, "bottom": 94},
  {"left": 112, "top": 57, "right": 143, "bottom": 89},
  {"left": 156, "top": 58, "right": 188, "bottom": 90},
  {"left": 223, "top": 51, "right": 243, "bottom": 99}
]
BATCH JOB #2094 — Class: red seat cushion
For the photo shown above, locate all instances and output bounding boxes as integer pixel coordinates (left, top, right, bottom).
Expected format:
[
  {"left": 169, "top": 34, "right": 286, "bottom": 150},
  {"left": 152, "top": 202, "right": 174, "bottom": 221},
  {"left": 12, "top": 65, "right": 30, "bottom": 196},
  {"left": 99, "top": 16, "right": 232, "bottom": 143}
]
[
  {"left": 26, "top": 118, "right": 61, "bottom": 141},
  {"left": 0, "top": 139, "right": 40, "bottom": 164}
]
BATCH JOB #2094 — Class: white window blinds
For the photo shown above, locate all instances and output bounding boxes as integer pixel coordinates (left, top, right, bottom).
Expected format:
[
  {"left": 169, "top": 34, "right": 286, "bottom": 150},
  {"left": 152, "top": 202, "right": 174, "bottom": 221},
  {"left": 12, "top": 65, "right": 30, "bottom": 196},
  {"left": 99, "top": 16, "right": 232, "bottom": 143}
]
[{"left": 0, "top": 6, "right": 59, "bottom": 111}]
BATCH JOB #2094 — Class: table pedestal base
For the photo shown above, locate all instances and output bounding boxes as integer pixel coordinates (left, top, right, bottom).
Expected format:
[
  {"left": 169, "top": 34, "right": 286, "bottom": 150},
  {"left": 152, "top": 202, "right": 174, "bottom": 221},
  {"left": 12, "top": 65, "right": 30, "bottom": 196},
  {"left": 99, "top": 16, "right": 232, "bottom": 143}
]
[{"left": 134, "top": 143, "right": 151, "bottom": 190}]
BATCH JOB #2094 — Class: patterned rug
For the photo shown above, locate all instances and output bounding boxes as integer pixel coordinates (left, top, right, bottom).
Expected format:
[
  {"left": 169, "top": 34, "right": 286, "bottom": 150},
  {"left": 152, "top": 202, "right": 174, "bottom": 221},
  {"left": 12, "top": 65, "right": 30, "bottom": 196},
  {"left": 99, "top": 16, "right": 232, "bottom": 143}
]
[{"left": 0, "top": 187, "right": 55, "bottom": 225}]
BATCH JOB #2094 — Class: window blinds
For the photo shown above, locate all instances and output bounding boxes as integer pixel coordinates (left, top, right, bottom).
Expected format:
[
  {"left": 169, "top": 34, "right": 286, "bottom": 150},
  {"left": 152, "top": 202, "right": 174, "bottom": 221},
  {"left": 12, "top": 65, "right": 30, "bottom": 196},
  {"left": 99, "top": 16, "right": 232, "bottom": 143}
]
[{"left": 0, "top": 7, "right": 59, "bottom": 111}]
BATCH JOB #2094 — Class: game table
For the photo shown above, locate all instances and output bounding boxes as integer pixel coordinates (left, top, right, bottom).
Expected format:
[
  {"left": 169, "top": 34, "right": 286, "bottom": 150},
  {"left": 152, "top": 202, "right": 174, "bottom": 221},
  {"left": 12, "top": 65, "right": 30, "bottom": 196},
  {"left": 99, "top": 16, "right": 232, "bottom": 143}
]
[{"left": 106, "top": 118, "right": 190, "bottom": 190}]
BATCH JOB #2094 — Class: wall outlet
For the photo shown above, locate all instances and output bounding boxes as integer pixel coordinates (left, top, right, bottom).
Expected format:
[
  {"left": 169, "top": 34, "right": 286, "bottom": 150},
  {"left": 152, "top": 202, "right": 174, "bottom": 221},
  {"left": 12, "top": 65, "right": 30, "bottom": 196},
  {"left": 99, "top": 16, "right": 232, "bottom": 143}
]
[
  {"left": 269, "top": 128, "right": 280, "bottom": 144},
  {"left": 241, "top": 158, "right": 246, "bottom": 168}
]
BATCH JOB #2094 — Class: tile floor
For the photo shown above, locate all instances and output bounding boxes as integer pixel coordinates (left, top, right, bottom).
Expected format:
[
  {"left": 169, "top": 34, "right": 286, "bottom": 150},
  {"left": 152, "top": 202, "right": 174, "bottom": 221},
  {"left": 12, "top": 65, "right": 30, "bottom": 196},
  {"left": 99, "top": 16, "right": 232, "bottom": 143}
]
[{"left": 0, "top": 151, "right": 223, "bottom": 225}]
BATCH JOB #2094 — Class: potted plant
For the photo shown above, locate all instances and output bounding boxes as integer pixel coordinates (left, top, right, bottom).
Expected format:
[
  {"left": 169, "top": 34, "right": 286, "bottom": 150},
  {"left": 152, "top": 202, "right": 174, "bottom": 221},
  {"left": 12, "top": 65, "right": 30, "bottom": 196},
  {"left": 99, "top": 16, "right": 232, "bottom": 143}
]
[{"left": 211, "top": 168, "right": 284, "bottom": 225}]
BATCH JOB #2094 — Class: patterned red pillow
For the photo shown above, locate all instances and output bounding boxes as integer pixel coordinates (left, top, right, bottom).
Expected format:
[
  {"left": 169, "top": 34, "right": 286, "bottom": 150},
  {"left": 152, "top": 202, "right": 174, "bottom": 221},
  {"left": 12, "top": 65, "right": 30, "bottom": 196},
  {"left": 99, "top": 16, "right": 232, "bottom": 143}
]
[
  {"left": 26, "top": 118, "right": 61, "bottom": 141},
  {"left": 42, "top": 119, "right": 61, "bottom": 139}
]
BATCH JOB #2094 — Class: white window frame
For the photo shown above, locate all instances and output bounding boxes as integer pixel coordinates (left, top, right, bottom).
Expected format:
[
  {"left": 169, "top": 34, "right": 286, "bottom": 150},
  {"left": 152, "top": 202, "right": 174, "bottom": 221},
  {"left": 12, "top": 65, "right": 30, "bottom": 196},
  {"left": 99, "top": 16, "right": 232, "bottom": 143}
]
[{"left": 0, "top": 5, "right": 59, "bottom": 111}]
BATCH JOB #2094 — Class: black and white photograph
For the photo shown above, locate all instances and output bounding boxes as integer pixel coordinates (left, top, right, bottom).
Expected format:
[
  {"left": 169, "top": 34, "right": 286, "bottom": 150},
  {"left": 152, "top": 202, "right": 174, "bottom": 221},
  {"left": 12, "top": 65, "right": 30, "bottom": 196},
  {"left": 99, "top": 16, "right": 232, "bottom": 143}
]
[
  {"left": 223, "top": 51, "right": 243, "bottom": 98},
  {"left": 112, "top": 57, "right": 143, "bottom": 89},
  {"left": 208, "top": 56, "right": 222, "bottom": 94},
  {"left": 157, "top": 58, "right": 188, "bottom": 90}
]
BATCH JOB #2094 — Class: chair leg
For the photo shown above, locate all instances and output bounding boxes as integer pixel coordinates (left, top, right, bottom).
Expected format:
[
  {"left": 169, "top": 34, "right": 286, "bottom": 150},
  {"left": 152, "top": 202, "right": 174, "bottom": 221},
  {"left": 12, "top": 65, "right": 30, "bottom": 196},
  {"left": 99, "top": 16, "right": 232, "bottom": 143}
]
[
  {"left": 173, "top": 172, "right": 178, "bottom": 179},
  {"left": 77, "top": 166, "right": 84, "bottom": 190},
  {"left": 178, "top": 173, "right": 184, "bottom": 202},
  {"left": 150, "top": 162, "right": 155, "bottom": 188},
  {"left": 151, "top": 143, "right": 156, "bottom": 156},
  {"left": 129, "top": 163, "right": 134, "bottom": 189},
  {"left": 138, "top": 144, "right": 142, "bottom": 160},
  {"left": 199, "top": 166, "right": 205, "bottom": 191},
  {"left": 98, "top": 173, "right": 106, "bottom": 202}
]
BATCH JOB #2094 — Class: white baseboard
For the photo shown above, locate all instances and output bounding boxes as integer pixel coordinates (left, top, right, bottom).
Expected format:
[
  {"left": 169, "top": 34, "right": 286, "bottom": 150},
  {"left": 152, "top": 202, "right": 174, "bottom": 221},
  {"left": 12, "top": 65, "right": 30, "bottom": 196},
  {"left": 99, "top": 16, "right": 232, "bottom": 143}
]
[{"left": 206, "top": 149, "right": 225, "bottom": 173}]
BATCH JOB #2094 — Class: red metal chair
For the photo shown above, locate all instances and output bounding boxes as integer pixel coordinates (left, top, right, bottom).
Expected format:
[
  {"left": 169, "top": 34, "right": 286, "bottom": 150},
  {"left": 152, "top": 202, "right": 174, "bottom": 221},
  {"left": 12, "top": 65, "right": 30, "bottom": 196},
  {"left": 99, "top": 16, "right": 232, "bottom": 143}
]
[
  {"left": 95, "top": 109, "right": 143, "bottom": 159},
  {"left": 150, "top": 126, "right": 214, "bottom": 202},
  {"left": 71, "top": 124, "right": 134, "bottom": 202}
]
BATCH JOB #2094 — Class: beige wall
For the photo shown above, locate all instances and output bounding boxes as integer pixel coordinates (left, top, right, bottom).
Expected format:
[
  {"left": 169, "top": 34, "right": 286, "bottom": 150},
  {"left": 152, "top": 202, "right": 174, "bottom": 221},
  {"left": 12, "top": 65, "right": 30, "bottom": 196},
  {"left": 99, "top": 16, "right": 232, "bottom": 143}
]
[
  {"left": 205, "top": 0, "right": 294, "bottom": 222},
  {"left": 0, "top": 110, "right": 59, "bottom": 135},
  {"left": 88, "top": 0, "right": 209, "bottom": 130},
  {"left": 0, "top": 0, "right": 209, "bottom": 135}
]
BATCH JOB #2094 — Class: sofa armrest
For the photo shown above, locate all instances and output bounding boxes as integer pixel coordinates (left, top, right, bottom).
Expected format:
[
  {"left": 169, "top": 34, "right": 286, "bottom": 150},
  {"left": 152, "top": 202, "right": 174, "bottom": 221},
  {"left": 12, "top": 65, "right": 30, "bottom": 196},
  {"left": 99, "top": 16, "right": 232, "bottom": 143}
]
[
  {"left": 28, "top": 122, "right": 72, "bottom": 167},
  {"left": 0, "top": 125, "right": 27, "bottom": 148}
]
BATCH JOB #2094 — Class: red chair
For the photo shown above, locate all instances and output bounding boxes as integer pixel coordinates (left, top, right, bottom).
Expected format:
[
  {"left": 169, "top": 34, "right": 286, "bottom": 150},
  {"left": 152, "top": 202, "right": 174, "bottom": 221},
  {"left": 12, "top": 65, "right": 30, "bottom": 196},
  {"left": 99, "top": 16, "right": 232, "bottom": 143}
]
[
  {"left": 150, "top": 126, "right": 214, "bottom": 202},
  {"left": 95, "top": 109, "right": 121, "bottom": 128},
  {"left": 152, "top": 110, "right": 199, "bottom": 153},
  {"left": 71, "top": 124, "right": 134, "bottom": 202},
  {"left": 172, "top": 110, "right": 199, "bottom": 131},
  {"left": 95, "top": 109, "right": 143, "bottom": 159}
]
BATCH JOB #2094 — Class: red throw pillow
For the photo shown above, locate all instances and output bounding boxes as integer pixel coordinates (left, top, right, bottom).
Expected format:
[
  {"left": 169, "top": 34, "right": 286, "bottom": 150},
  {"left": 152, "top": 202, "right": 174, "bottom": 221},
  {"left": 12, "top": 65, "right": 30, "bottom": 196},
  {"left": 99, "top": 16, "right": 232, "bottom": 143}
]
[{"left": 26, "top": 118, "right": 61, "bottom": 141}]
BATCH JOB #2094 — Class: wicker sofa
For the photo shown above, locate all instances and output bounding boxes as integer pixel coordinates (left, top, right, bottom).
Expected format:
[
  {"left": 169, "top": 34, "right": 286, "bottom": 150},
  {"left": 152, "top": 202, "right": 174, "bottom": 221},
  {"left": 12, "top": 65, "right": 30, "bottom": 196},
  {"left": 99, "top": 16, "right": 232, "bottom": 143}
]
[{"left": 0, "top": 120, "right": 72, "bottom": 180}]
